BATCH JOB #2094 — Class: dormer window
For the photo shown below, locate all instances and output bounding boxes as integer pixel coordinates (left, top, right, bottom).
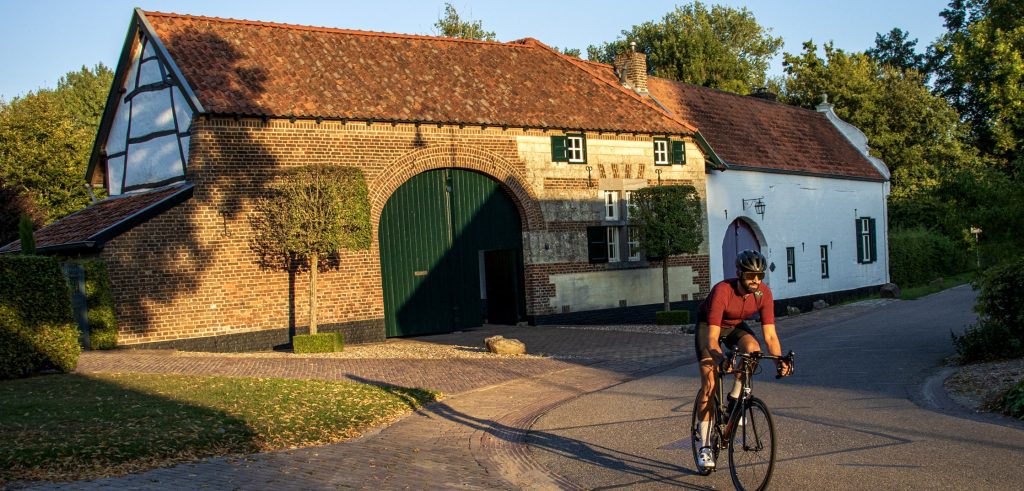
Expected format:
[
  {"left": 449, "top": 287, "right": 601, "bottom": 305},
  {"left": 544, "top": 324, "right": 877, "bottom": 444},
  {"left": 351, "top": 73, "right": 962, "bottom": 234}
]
[{"left": 551, "top": 134, "right": 587, "bottom": 163}]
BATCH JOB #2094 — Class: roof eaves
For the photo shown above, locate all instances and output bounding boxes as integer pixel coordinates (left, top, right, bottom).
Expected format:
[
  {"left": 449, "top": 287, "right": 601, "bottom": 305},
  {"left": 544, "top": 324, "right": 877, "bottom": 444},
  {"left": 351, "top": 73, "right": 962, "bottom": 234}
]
[
  {"left": 722, "top": 164, "right": 886, "bottom": 183},
  {"left": 88, "top": 182, "right": 195, "bottom": 247}
]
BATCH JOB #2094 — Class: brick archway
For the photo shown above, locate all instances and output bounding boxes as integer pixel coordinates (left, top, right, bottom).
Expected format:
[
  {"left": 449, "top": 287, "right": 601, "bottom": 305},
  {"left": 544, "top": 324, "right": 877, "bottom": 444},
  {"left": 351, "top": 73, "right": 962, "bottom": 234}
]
[{"left": 369, "top": 144, "right": 544, "bottom": 234}]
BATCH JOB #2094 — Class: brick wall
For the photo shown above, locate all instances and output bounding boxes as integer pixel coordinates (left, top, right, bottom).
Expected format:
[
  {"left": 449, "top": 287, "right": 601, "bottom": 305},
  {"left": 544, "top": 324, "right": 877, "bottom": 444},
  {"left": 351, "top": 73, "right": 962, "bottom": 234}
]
[{"left": 101, "top": 117, "right": 710, "bottom": 348}]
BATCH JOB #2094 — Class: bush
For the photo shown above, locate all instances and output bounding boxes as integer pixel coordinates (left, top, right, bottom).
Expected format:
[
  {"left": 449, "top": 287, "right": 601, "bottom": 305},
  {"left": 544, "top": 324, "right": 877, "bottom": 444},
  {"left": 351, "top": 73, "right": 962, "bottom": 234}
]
[
  {"left": 72, "top": 259, "right": 118, "bottom": 349},
  {"left": 293, "top": 332, "right": 344, "bottom": 354},
  {"left": 953, "top": 257, "right": 1024, "bottom": 363},
  {"left": 0, "top": 255, "right": 80, "bottom": 378},
  {"left": 1002, "top": 379, "right": 1024, "bottom": 419},
  {"left": 655, "top": 310, "right": 691, "bottom": 325},
  {"left": 890, "top": 227, "right": 969, "bottom": 287}
]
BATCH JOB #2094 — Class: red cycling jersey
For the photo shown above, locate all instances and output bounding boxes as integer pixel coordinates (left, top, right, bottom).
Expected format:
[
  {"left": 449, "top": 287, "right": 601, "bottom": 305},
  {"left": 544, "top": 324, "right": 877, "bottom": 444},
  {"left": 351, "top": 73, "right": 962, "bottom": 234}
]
[{"left": 698, "top": 279, "right": 775, "bottom": 328}]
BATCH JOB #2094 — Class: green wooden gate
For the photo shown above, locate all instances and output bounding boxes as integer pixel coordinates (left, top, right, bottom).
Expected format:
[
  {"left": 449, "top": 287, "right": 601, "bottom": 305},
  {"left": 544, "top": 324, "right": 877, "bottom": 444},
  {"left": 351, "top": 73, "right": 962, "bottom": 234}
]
[{"left": 379, "top": 169, "right": 525, "bottom": 337}]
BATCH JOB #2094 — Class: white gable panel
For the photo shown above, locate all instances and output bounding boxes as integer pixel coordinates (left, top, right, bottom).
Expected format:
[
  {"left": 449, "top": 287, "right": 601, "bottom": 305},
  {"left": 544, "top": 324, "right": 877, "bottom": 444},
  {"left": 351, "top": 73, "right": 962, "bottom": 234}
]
[
  {"left": 125, "top": 134, "right": 184, "bottom": 188},
  {"left": 180, "top": 135, "right": 190, "bottom": 165},
  {"left": 172, "top": 86, "right": 192, "bottom": 130},
  {"left": 129, "top": 90, "right": 176, "bottom": 138},
  {"left": 124, "top": 40, "right": 143, "bottom": 93},
  {"left": 138, "top": 58, "right": 164, "bottom": 86},
  {"left": 106, "top": 90, "right": 131, "bottom": 155},
  {"left": 107, "top": 156, "right": 125, "bottom": 196}
]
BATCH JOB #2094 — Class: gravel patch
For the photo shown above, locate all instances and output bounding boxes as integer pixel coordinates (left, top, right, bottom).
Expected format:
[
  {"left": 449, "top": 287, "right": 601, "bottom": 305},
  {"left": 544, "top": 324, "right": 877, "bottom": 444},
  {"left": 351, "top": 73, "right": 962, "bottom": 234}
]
[
  {"left": 944, "top": 357, "right": 1024, "bottom": 414},
  {"left": 548, "top": 324, "right": 694, "bottom": 335},
  {"left": 160, "top": 339, "right": 550, "bottom": 360}
]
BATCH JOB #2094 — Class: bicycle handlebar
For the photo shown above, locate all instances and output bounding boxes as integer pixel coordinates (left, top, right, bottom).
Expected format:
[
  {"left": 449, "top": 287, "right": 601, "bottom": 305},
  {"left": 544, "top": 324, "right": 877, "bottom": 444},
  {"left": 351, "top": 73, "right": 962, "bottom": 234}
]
[{"left": 722, "top": 349, "right": 796, "bottom": 378}]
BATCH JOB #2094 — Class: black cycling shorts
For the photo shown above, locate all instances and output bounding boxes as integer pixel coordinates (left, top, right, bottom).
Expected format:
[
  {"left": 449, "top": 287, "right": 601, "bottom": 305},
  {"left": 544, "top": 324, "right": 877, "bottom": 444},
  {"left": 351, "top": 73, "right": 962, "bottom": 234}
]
[{"left": 694, "top": 321, "right": 756, "bottom": 360}]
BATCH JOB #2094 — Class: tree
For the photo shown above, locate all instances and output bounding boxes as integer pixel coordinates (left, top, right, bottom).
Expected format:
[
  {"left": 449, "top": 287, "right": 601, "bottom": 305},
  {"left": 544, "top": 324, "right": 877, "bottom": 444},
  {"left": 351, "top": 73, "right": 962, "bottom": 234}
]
[
  {"left": 928, "top": 0, "right": 1024, "bottom": 161},
  {"left": 586, "top": 1, "right": 782, "bottom": 94},
  {"left": 433, "top": 2, "right": 496, "bottom": 41},
  {"left": 250, "top": 165, "right": 371, "bottom": 335},
  {"left": 866, "top": 28, "right": 926, "bottom": 72},
  {"left": 629, "top": 185, "right": 703, "bottom": 312},
  {"left": 781, "top": 41, "right": 978, "bottom": 237},
  {"left": 0, "top": 64, "right": 112, "bottom": 225},
  {"left": 17, "top": 214, "right": 35, "bottom": 255},
  {"left": 0, "top": 177, "right": 43, "bottom": 246}
]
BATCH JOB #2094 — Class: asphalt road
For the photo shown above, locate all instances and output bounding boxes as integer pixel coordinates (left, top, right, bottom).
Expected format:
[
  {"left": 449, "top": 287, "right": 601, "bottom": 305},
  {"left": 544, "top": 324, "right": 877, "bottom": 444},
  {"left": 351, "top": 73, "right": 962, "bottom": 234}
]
[{"left": 528, "top": 285, "right": 1024, "bottom": 490}]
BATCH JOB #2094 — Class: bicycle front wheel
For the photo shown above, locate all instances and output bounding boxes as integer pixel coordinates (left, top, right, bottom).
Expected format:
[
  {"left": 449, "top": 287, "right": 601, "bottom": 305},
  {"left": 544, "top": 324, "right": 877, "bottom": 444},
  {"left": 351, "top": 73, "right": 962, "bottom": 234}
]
[{"left": 728, "top": 397, "right": 776, "bottom": 491}]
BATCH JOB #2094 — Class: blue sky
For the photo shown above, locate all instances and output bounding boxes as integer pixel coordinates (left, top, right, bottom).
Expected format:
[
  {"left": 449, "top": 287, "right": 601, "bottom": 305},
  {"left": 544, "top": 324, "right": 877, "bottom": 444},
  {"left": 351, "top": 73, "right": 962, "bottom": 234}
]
[{"left": 0, "top": 0, "right": 952, "bottom": 101}]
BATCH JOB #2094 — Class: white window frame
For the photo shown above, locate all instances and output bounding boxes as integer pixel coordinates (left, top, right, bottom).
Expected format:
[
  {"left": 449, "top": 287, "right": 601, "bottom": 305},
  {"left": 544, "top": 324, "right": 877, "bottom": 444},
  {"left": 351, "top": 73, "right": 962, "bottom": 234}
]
[
  {"left": 607, "top": 227, "right": 620, "bottom": 263},
  {"left": 859, "top": 219, "right": 873, "bottom": 263},
  {"left": 628, "top": 226, "right": 642, "bottom": 261},
  {"left": 567, "top": 135, "right": 585, "bottom": 163},
  {"left": 820, "top": 245, "right": 829, "bottom": 278},
  {"left": 786, "top": 247, "right": 796, "bottom": 283},
  {"left": 604, "top": 190, "right": 620, "bottom": 220},
  {"left": 624, "top": 190, "right": 633, "bottom": 220},
  {"left": 654, "top": 139, "right": 669, "bottom": 165}
]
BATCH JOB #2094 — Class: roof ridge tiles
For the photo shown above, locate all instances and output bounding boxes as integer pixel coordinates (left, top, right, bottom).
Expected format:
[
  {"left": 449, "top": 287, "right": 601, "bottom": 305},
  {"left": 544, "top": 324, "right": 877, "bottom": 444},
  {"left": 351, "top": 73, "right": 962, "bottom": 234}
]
[{"left": 141, "top": 10, "right": 531, "bottom": 48}]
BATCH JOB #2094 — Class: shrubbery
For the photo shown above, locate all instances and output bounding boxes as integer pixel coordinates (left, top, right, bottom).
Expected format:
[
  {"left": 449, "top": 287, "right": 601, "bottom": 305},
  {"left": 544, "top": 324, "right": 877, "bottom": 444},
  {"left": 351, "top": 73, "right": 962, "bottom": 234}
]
[
  {"left": 0, "top": 255, "right": 80, "bottom": 379},
  {"left": 73, "top": 259, "right": 118, "bottom": 349},
  {"left": 953, "top": 257, "right": 1024, "bottom": 363},
  {"left": 293, "top": 332, "right": 345, "bottom": 354},
  {"left": 889, "top": 227, "right": 970, "bottom": 287},
  {"left": 1002, "top": 379, "right": 1024, "bottom": 420}
]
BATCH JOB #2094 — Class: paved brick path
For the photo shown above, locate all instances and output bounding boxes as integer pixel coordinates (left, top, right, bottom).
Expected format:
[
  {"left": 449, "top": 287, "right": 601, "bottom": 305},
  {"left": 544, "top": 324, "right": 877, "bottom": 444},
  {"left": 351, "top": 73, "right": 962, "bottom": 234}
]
[{"left": 19, "top": 302, "right": 891, "bottom": 490}]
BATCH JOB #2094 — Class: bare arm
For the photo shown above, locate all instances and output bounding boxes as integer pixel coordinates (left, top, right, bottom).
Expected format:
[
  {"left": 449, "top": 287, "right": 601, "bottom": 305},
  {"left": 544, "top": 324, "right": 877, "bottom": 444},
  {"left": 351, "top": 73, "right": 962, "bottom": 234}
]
[
  {"left": 705, "top": 324, "right": 724, "bottom": 365},
  {"left": 762, "top": 323, "right": 792, "bottom": 376}
]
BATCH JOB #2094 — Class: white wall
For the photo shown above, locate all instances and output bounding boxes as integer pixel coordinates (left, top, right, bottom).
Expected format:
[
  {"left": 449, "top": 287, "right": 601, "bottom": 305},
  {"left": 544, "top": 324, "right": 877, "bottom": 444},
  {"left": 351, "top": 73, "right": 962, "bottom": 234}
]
[{"left": 706, "top": 169, "right": 890, "bottom": 300}]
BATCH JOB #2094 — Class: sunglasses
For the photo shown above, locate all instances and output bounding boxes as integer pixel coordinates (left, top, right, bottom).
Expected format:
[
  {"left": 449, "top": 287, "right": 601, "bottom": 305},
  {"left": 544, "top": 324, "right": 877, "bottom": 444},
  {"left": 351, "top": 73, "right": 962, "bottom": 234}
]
[{"left": 741, "top": 272, "right": 765, "bottom": 280}]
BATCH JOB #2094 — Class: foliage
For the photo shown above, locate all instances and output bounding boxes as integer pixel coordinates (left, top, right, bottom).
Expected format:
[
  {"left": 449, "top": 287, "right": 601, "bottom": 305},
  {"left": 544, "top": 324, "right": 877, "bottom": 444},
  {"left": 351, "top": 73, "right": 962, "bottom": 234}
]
[
  {"left": 953, "top": 257, "right": 1024, "bottom": 362},
  {"left": 1001, "top": 378, "right": 1024, "bottom": 419},
  {"left": 433, "top": 2, "right": 496, "bottom": 41},
  {"left": 293, "top": 332, "right": 345, "bottom": 354},
  {"left": 0, "top": 372, "right": 441, "bottom": 483},
  {"left": 629, "top": 185, "right": 703, "bottom": 311},
  {"left": 72, "top": 259, "right": 118, "bottom": 350},
  {"left": 17, "top": 213, "right": 35, "bottom": 255},
  {"left": 0, "top": 64, "right": 111, "bottom": 225},
  {"left": 655, "top": 310, "right": 691, "bottom": 326},
  {"left": 899, "top": 272, "right": 973, "bottom": 300},
  {"left": 889, "top": 227, "right": 969, "bottom": 287},
  {"left": 928, "top": 0, "right": 1024, "bottom": 161},
  {"left": 0, "top": 177, "right": 43, "bottom": 246},
  {"left": 586, "top": 1, "right": 782, "bottom": 94},
  {"left": 250, "top": 165, "right": 371, "bottom": 335},
  {"left": 866, "top": 28, "right": 926, "bottom": 72},
  {"left": 0, "top": 255, "right": 79, "bottom": 379}
]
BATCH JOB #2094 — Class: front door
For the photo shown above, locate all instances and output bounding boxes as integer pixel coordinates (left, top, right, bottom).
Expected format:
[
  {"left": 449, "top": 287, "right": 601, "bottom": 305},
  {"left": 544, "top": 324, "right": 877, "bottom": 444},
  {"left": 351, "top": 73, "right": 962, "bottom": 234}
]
[{"left": 722, "top": 218, "right": 761, "bottom": 280}]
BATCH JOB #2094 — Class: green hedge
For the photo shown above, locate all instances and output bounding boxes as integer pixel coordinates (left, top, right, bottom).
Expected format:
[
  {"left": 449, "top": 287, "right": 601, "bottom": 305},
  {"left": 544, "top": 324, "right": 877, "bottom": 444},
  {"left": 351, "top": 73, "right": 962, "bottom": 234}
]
[
  {"left": 1002, "top": 378, "right": 1024, "bottom": 420},
  {"left": 889, "top": 227, "right": 969, "bottom": 287},
  {"left": 0, "top": 255, "right": 80, "bottom": 379},
  {"left": 293, "top": 332, "right": 344, "bottom": 354},
  {"left": 72, "top": 259, "right": 118, "bottom": 350},
  {"left": 953, "top": 257, "right": 1024, "bottom": 363},
  {"left": 655, "top": 310, "right": 691, "bottom": 325}
]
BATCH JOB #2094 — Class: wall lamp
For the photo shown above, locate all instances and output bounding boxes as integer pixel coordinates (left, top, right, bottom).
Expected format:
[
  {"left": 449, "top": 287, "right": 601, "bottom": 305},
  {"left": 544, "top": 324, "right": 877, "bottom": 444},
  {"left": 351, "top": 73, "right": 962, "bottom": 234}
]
[{"left": 743, "top": 197, "right": 766, "bottom": 219}]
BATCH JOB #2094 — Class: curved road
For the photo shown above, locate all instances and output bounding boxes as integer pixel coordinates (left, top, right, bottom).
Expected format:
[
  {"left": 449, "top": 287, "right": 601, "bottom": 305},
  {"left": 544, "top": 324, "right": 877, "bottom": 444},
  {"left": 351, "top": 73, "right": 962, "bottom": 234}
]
[{"left": 529, "top": 285, "right": 1024, "bottom": 490}]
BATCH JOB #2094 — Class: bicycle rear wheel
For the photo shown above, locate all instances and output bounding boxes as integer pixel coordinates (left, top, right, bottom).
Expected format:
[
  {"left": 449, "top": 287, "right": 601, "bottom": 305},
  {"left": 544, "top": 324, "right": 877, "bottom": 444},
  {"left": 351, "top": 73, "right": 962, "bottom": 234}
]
[
  {"left": 728, "top": 397, "right": 775, "bottom": 491},
  {"left": 690, "top": 388, "right": 720, "bottom": 476}
]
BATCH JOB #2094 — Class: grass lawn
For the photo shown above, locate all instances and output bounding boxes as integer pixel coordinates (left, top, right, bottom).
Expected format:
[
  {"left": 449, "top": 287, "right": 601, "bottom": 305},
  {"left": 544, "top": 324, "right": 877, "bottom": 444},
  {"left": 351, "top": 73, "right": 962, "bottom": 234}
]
[
  {"left": 0, "top": 373, "right": 441, "bottom": 485},
  {"left": 900, "top": 272, "right": 975, "bottom": 300}
]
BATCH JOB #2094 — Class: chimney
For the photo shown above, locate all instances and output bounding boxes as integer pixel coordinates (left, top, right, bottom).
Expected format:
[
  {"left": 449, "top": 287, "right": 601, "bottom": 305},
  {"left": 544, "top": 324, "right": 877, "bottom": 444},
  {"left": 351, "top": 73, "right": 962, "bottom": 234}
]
[{"left": 615, "top": 42, "right": 648, "bottom": 94}]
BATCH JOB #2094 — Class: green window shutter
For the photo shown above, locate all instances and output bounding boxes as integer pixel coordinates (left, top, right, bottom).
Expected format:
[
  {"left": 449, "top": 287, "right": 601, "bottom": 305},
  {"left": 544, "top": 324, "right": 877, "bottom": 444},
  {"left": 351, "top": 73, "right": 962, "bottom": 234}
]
[
  {"left": 587, "top": 226, "right": 608, "bottom": 263},
  {"left": 551, "top": 135, "right": 569, "bottom": 162},
  {"left": 868, "top": 218, "right": 877, "bottom": 264},
  {"left": 855, "top": 219, "right": 864, "bottom": 264},
  {"left": 671, "top": 140, "right": 685, "bottom": 164}
]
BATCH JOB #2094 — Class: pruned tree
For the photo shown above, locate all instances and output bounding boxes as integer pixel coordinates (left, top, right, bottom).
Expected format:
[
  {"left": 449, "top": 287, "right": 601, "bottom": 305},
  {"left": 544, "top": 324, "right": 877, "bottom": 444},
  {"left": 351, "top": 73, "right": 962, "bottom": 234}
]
[
  {"left": 433, "top": 2, "right": 496, "bottom": 41},
  {"left": 250, "top": 165, "right": 371, "bottom": 335},
  {"left": 629, "top": 185, "right": 703, "bottom": 312}
]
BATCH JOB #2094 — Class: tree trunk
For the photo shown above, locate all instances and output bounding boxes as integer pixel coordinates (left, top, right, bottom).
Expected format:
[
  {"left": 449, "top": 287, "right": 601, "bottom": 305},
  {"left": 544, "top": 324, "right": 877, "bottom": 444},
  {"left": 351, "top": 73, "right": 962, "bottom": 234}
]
[
  {"left": 309, "top": 252, "right": 319, "bottom": 336},
  {"left": 662, "top": 258, "right": 670, "bottom": 312}
]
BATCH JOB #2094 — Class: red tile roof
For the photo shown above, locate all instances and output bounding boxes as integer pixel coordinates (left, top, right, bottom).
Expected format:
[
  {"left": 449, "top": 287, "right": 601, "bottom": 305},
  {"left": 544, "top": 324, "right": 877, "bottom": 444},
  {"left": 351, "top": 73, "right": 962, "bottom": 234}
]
[
  {"left": 0, "top": 184, "right": 193, "bottom": 254},
  {"left": 141, "top": 11, "right": 693, "bottom": 135},
  {"left": 647, "top": 77, "right": 885, "bottom": 181}
]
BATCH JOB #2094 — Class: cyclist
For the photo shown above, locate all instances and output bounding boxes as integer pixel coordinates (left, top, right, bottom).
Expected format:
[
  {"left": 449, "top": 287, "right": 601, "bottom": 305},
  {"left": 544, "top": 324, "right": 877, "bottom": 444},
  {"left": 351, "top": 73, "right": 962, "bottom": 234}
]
[{"left": 694, "top": 249, "right": 793, "bottom": 471}]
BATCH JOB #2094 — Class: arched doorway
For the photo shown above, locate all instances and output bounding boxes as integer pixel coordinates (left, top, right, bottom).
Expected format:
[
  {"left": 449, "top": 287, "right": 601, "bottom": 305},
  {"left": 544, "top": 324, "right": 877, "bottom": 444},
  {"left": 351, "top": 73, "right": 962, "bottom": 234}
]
[
  {"left": 379, "top": 168, "right": 526, "bottom": 337},
  {"left": 721, "top": 218, "right": 762, "bottom": 280}
]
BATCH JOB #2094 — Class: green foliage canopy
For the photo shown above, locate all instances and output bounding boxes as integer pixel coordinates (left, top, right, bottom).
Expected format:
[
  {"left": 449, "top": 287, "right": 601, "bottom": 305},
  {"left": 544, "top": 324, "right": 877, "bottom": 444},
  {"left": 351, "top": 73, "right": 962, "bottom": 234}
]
[
  {"left": 586, "top": 1, "right": 782, "bottom": 94},
  {"left": 433, "top": 2, "right": 496, "bottom": 41},
  {"left": 629, "top": 185, "right": 703, "bottom": 311}
]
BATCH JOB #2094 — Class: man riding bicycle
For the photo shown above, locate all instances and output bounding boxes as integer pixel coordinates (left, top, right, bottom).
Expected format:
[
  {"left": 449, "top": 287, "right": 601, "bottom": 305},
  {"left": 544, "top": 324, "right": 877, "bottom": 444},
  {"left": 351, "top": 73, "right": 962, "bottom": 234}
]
[{"left": 694, "top": 249, "right": 793, "bottom": 471}]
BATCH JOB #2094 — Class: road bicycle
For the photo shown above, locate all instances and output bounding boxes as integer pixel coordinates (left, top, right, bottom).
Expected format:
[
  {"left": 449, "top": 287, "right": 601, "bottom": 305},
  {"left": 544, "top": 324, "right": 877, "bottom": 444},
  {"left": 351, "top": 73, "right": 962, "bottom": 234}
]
[{"left": 690, "top": 348, "right": 795, "bottom": 491}]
